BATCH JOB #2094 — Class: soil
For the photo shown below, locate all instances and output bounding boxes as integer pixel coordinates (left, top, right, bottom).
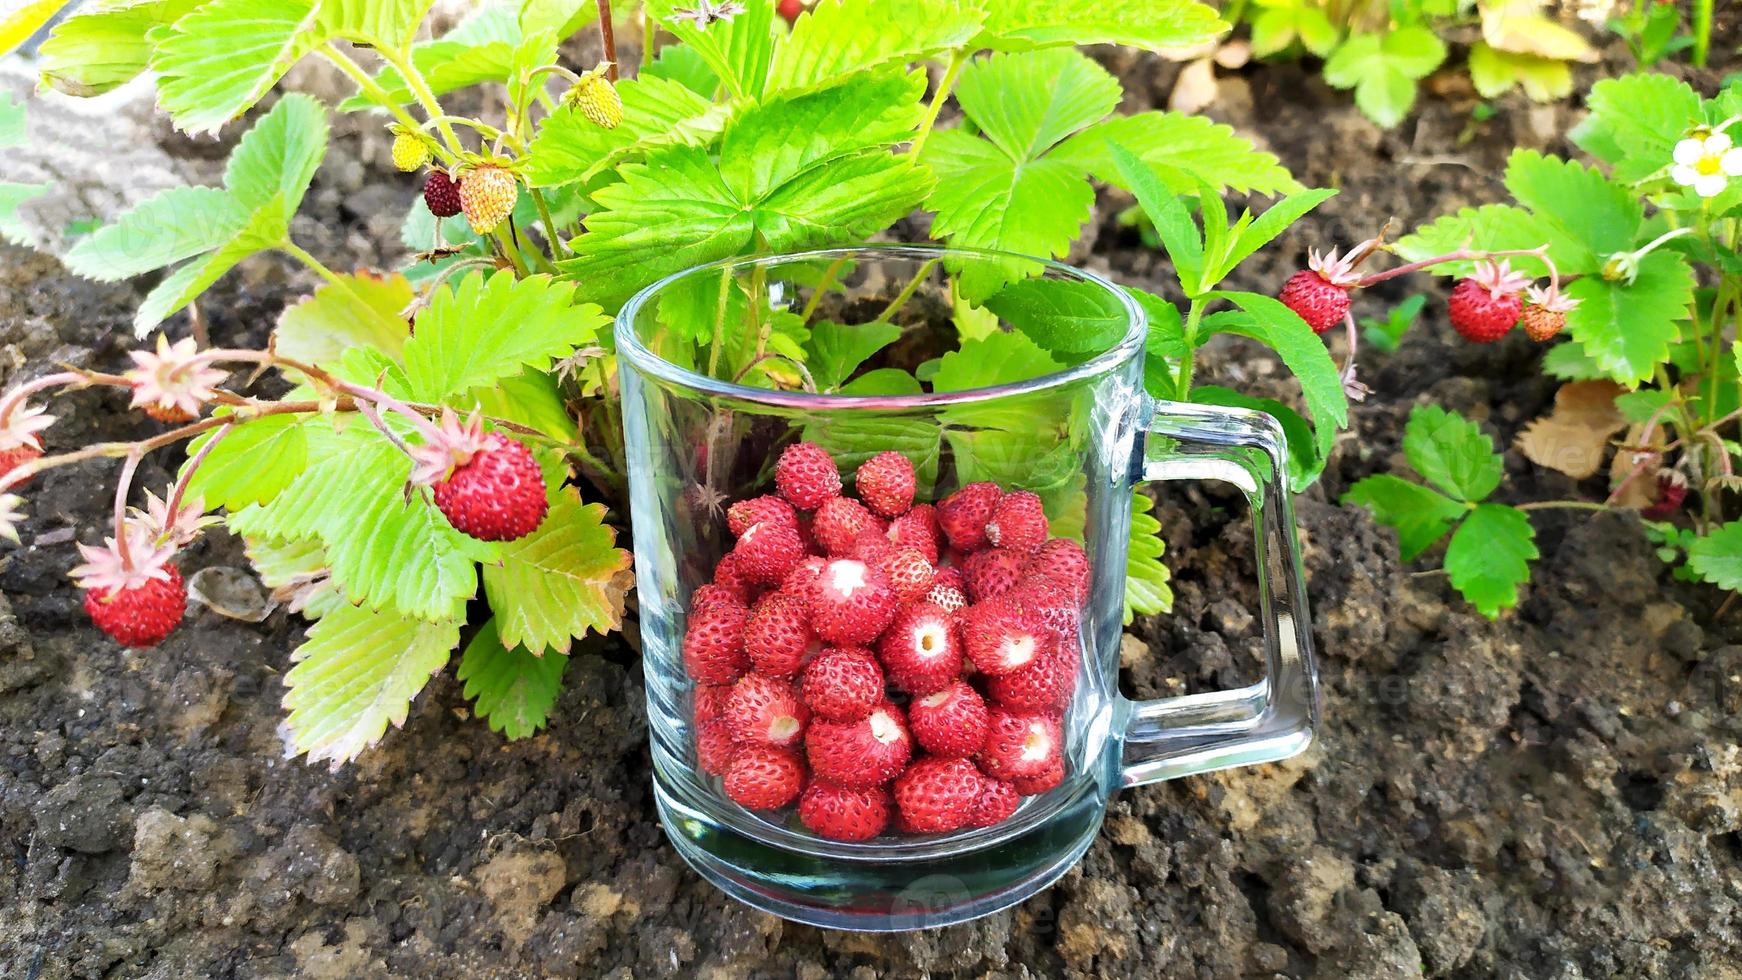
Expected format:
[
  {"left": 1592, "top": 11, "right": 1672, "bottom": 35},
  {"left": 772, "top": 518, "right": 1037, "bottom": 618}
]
[{"left": 5, "top": 36, "right": 1742, "bottom": 980}]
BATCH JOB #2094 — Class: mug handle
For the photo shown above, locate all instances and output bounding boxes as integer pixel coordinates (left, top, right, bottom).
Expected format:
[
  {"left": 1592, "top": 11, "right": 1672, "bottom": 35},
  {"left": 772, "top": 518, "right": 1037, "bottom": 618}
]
[{"left": 1116, "top": 399, "right": 1321, "bottom": 787}]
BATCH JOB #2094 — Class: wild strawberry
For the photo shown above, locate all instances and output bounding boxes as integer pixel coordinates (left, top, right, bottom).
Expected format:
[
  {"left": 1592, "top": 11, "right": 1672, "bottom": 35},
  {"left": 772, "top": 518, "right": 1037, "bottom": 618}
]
[
  {"left": 931, "top": 565, "right": 965, "bottom": 594},
  {"left": 813, "top": 496, "right": 880, "bottom": 556},
  {"left": 963, "top": 548, "right": 1024, "bottom": 603},
  {"left": 977, "top": 708, "right": 1062, "bottom": 781},
  {"left": 743, "top": 591, "right": 814, "bottom": 677},
  {"left": 694, "top": 683, "right": 732, "bottom": 722},
  {"left": 711, "top": 551, "right": 756, "bottom": 602},
  {"left": 799, "top": 781, "right": 890, "bottom": 842},
  {"left": 565, "top": 69, "right": 622, "bottom": 129},
  {"left": 806, "top": 703, "right": 912, "bottom": 788},
  {"left": 878, "top": 601, "right": 962, "bottom": 695},
  {"left": 959, "top": 599, "right": 1048, "bottom": 675},
  {"left": 779, "top": 555, "right": 828, "bottom": 597},
  {"left": 937, "top": 482, "right": 1001, "bottom": 551},
  {"left": 886, "top": 503, "right": 939, "bottom": 562},
  {"left": 776, "top": 0, "right": 806, "bottom": 24},
  {"left": 1448, "top": 259, "right": 1529, "bottom": 343},
  {"left": 800, "top": 647, "right": 884, "bottom": 722},
  {"left": 422, "top": 170, "right": 462, "bottom": 217},
  {"left": 689, "top": 584, "right": 741, "bottom": 617},
  {"left": 728, "top": 494, "right": 797, "bottom": 537},
  {"left": 390, "top": 129, "right": 430, "bottom": 172},
  {"left": 877, "top": 547, "right": 936, "bottom": 603},
  {"left": 967, "top": 775, "right": 1021, "bottom": 827},
  {"left": 1010, "top": 757, "right": 1065, "bottom": 796},
  {"left": 726, "top": 673, "right": 810, "bottom": 748},
  {"left": 0, "top": 444, "right": 41, "bottom": 483},
  {"left": 984, "top": 643, "right": 1072, "bottom": 714},
  {"left": 893, "top": 757, "right": 983, "bottom": 834},
  {"left": 907, "top": 680, "right": 989, "bottom": 757},
  {"left": 1278, "top": 247, "right": 1359, "bottom": 334},
  {"left": 1643, "top": 471, "right": 1688, "bottom": 519},
  {"left": 733, "top": 520, "right": 806, "bottom": 584},
  {"left": 83, "top": 563, "right": 186, "bottom": 648},
  {"left": 427, "top": 433, "right": 547, "bottom": 541},
  {"left": 696, "top": 720, "right": 740, "bottom": 776},
  {"left": 847, "top": 529, "right": 894, "bottom": 564},
  {"left": 856, "top": 451, "right": 916, "bottom": 517},
  {"left": 459, "top": 163, "right": 518, "bottom": 233},
  {"left": 723, "top": 746, "right": 804, "bottom": 810},
  {"left": 1007, "top": 578, "right": 1080, "bottom": 642},
  {"left": 682, "top": 600, "right": 749, "bottom": 684},
  {"left": 1022, "top": 538, "right": 1090, "bottom": 604},
  {"left": 809, "top": 558, "right": 897, "bottom": 645},
  {"left": 1521, "top": 282, "right": 1580, "bottom": 342},
  {"left": 925, "top": 581, "right": 969, "bottom": 614},
  {"left": 775, "top": 442, "right": 841, "bottom": 510},
  {"left": 985, "top": 490, "right": 1047, "bottom": 553}
]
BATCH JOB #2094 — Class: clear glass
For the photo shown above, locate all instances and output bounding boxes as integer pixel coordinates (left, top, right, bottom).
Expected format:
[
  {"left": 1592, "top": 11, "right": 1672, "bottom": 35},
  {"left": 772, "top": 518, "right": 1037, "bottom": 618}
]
[{"left": 616, "top": 246, "right": 1319, "bottom": 931}]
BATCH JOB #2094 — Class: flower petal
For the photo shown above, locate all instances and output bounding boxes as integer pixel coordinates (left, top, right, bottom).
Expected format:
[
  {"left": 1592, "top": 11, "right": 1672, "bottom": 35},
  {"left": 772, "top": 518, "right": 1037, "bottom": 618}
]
[
  {"left": 1674, "top": 138, "right": 1705, "bottom": 165},
  {"left": 1722, "top": 148, "right": 1742, "bottom": 177},
  {"left": 1695, "top": 172, "right": 1728, "bottom": 198},
  {"left": 1672, "top": 164, "right": 1700, "bottom": 187}
]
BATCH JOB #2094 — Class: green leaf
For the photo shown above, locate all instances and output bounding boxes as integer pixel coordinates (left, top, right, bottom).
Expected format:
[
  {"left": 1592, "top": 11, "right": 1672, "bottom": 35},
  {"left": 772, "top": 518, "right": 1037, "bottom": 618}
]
[
  {"left": 316, "top": 0, "right": 436, "bottom": 49},
  {"left": 1501, "top": 150, "right": 1640, "bottom": 274},
  {"left": 523, "top": 73, "right": 726, "bottom": 186},
  {"left": 643, "top": 41, "right": 718, "bottom": 94},
  {"left": 149, "top": 0, "right": 324, "bottom": 134},
  {"left": 1466, "top": 42, "right": 1573, "bottom": 102},
  {"left": 923, "top": 131, "right": 1093, "bottom": 290},
  {"left": 933, "top": 330, "right": 1067, "bottom": 438},
  {"left": 1571, "top": 72, "right": 1702, "bottom": 179},
  {"left": 402, "top": 271, "right": 603, "bottom": 402},
  {"left": 1565, "top": 250, "right": 1696, "bottom": 387},
  {"left": 1202, "top": 290, "right": 1349, "bottom": 464},
  {"left": 983, "top": 277, "right": 1131, "bottom": 358},
  {"left": 37, "top": 0, "right": 203, "bottom": 96},
  {"left": 482, "top": 489, "right": 631, "bottom": 654},
  {"left": 1124, "top": 491, "right": 1173, "bottom": 622},
  {"left": 1541, "top": 338, "right": 1608, "bottom": 381},
  {"left": 1686, "top": 521, "right": 1742, "bottom": 593},
  {"left": 183, "top": 413, "right": 310, "bottom": 511},
  {"left": 61, "top": 186, "right": 251, "bottom": 281},
  {"left": 1321, "top": 27, "right": 1446, "bottom": 128},
  {"left": 1401, "top": 404, "right": 1502, "bottom": 503},
  {"left": 458, "top": 619, "right": 570, "bottom": 740},
  {"left": 767, "top": 0, "right": 984, "bottom": 93},
  {"left": 978, "top": 0, "right": 1225, "bottom": 52},
  {"left": 223, "top": 91, "right": 329, "bottom": 219},
  {"left": 956, "top": 48, "right": 1120, "bottom": 161},
  {"left": 806, "top": 320, "right": 902, "bottom": 391},
  {"left": 274, "top": 271, "right": 416, "bottom": 368},
  {"left": 1108, "top": 143, "right": 1203, "bottom": 294},
  {"left": 244, "top": 535, "right": 341, "bottom": 619},
  {"left": 1249, "top": 0, "right": 1337, "bottom": 57},
  {"left": 282, "top": 603, "right": 459, "bottom": 769},
  {"left": 1217, "top": 187, "right": 1337, "bottom": 285},
  {"left": 1341, "top": 474, "right": 1466, "bottom": 560},
  {"left": 132, "top": 199, "right": 289, "bottom": 335},
  {"left": 1053, "top": 111, "right": 1300, "bottom": 196},
  {"left": 932, "top": 329, "right": 1063, "bottom": 396},
  {"left": 646, "top": 0, "right": 776, "bottom": 99},
  {"left": 1191, "top": 384, "right": 1327, "bottom": 488},
  {"left": 1444, "top": 503, "right": 1536, "bottom": 618},
  {"left": 718, "top": 69, "right": 925, "bottom": 201}
]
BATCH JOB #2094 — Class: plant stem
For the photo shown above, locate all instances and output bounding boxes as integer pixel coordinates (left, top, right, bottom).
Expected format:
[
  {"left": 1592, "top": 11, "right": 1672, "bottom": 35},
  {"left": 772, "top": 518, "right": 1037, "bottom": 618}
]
[
  {"left": 0, "top": 371, "right": 84, "bottom": 423},
  {"left": 910, "top": 48, "right": 967, "bottom": 158},
  {"left": 1693, "top": 0, "right": 1713, "bottom": 67},
  {"left": 1174, "top": 299, "right": 1205, "bottom": 401},
  {"left": 380, "top": 46, "right": 463, "bottom": 154},
  {"left": 596, "top": 0, "right": 618, "bottom": 80},
  {"left": 800, "top": 256, "right": 850, "bottom": 322},
  {"left": 1516, "top": 500, "right": 1609, "bottom": 513},
  {"left": 872, "top": 258, "right": 940, "bottom": 324},
  {"left": 528, "top": 187, "right": 569, "bottom": 261},
  {"left": 168, "top": 423, "right": 230, "bottom": 518},
  {"left": 1354, "top": 244, "right": 1551, "bottom": 288},
  {"left": 321, "top": 46, "right": 451, "bottom": 164}
]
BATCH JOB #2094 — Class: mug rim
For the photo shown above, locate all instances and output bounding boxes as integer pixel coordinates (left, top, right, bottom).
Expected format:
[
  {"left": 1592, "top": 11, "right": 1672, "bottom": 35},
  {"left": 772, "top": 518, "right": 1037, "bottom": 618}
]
[{"left": 614, "top": 244, "right": 1149, "bottom": 409}]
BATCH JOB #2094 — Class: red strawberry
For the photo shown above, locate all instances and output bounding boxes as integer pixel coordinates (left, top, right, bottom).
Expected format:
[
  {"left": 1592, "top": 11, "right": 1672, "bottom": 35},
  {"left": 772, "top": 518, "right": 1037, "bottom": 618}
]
[
  {"left": 967, "top": 775, "right": 1021, "bottom": 827},
  {"left": 432, "top": 433, "right": 548, "bottom": 541},
  {"left": 733, "top": 520, "right": 806, "bottom": 584},
  {"left": 907, "top": 680, "right": 989, "bottom": 757},
  {"left": 977, "top": 708, "right": 1062, "bottom": 781},
  {"left": 1643, "top": 471, "right": 1688, "bottom": 519},
  {"left": 726, "top": 673, "right": 810, "bottom": 748},
  {"left": 682, "top": 600, "right": 749, "bottom": 684},
  {"left": 696, "top": 720, "right": 740, "bottom": 776},
  {"left": 809, "top": 558, "right": 897, "bottom": 645},
  {"left": 1023, "top": 537, "right": 1090, "bottom": 603},
  {"left": 893, "top": 757, "right": 983, "bottom": 834},
  {"left": 877, "top": 547, "right": 936, "bottom": 603},
  {"left": 776, "top": 0, "right": 806, "bottom": 25},
  {"left": 856, "top": 451, "right": 916, "bottom": 517},
  {"left": 985, "top": 490, "right": 1047, "bottom": 553},
  {"left": 963, "top": 548, "right": 1024, "bottom": 603},
  {"left": 689, "top": 584, "right": 741, "bottom": 617},
  {"left": 693, "top": 683, "right": 732, "bottom": 722},
  {"left": 743, "top": 591, "right": 815, "bottom": 677},
  {"left": 984, "top": 642, "right": 1071, "bottom": 714},
  {"left": 723, "top": 746, "right": 804, "bottom": 810},
  {"left": 931, "top": 565, "right": 965, "bottom": 594},
  {"left": 0, "top": 444, "right": 41, "bottom": 484},
  {"left": 799, "top": 781, "right": 889, "bottom": 841},
  {"left": 925, "top": 581, "right": 969, "bottom": 614},
  {"left": 775, "top": 442, "right": 842, "bottom": 510},
  {"left": 1007, "top": 578, "right": 1080, "bottom": 642},
  {"left": 1279, "top": 269, "right": 1350, "bottom": 335},
  {"left": 813, "top": 496, "right": 880, "bottom": 556},
  {"left": 877, "top": 601, "right": 962, "bottom": 695},
  {"left": 847, "top": 529, "right": 894, "bottom": 564},
  {"left": 779, "top": 555, "right": 828, "bottom": 598},
  {"left": 422, "top": 169, "right": 463, "bottom": 218},
  {"left": 1520, "top": 305, "right": 1566, "bottom": 342},
  {"left": 711, "top": 551, "right": 756, "bottom": 602},
  {"left": 886, "top": 503, "right": 939, "bottom": 562},
  {"left": 936, "top": 482, "right": 1001, "bottom": 552},
  {"left": 958, "top": 598, "right": 1047, "bottom": 675},
  {"left": 800, "top": 647, "right": 884, "bottom": 722},
  {"left": 1448, "top": 278, "right": 1522, "bottom": 342},
  {"left": 83, "top": 565, "right": 186, "bottom": 648},
  {"left": 806, "top": 703, "right": 911, "bottom": 788},
  {"left": 728, "top": 494, "right": 797, "bottom": 537},
  {"left": 1010, "top": 757, "right": 1065, "bottom": 796}
]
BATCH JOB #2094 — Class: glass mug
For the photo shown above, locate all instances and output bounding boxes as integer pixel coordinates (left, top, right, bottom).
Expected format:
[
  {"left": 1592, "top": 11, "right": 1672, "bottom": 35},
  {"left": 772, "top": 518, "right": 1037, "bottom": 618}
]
[{"left": 617, "top": 246, "right": 1319, "bottom": 931}]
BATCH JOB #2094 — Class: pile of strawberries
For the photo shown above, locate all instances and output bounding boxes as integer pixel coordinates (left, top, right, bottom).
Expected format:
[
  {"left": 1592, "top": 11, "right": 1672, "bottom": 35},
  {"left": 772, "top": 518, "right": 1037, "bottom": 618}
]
[{"left": 682, "top": 443, "right": 1089, "bottom": 840}]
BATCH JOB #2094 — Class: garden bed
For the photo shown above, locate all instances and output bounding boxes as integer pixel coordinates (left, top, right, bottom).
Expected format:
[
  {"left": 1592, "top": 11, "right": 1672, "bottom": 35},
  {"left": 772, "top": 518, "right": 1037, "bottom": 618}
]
[{"left": 3, "top": 41, "right": 1741, "bottom": 980}]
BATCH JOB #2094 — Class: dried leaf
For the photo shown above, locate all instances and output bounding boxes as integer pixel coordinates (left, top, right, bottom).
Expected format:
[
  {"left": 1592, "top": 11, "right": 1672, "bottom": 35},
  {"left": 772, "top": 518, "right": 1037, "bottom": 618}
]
[
  {"left": 1481, "top": 2, "right": 1600, "bottom": 63},
  {"left": 1516, "top": 379, "right": 1627, "bottom": 478},
  {"left": 1169, "top": 57, "right": 1220, "bottom": 115},
  {"left": 1214, "top": 40, "right": 1251, "bottom": 69},
  {"left": 1607, "top": 422, "right": 1665, "bottom": 509}
]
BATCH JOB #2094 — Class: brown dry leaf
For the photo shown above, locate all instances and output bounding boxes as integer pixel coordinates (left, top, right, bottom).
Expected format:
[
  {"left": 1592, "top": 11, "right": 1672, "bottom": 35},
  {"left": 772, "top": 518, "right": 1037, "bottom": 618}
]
[
  {"left": 1214, "top": 40, "right": 1251, "bottom": 69},
  {"left": 1170, "top": 58, "right": 1219, "bottom": 115},
  {"left": 1515, "top": 379, "right": 1627, "bottom": 479},
  {"left": 1607, "top": 422, "right": 1665, "bottom": 509},
  {"left": 1481, "top": 0, "right": 1600, "bottom": 62}
]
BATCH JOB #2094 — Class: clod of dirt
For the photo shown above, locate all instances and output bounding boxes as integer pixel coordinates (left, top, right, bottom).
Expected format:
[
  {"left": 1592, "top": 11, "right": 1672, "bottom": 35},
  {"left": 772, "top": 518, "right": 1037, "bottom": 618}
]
[
  {"left": 128, "top": 807, "right": 221, "bottom": 891},
  {"left": 475, "top": 844, "right": 568, "bottom": 943},
  {"left": 33, "top": 774, "right": 129, "bottom": 854}
]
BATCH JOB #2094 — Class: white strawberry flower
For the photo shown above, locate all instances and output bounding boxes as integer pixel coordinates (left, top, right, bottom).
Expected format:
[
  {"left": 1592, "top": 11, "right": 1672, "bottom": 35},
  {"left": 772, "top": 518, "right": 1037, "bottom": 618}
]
[
  {"left": 68, "top": 524, "right": 175, "bottom": 594},
  {"left": 0, "top": 493, "right": 25, "bottom": 544},
  {"left": 0, "top": 401, "right": 54, "bottom": 452},
  {"left": 124, "top": 336, "right": 227, "bottom": 420},
  {"left": 1671, "top": 131, "right": 1742, "bottom": 198}
]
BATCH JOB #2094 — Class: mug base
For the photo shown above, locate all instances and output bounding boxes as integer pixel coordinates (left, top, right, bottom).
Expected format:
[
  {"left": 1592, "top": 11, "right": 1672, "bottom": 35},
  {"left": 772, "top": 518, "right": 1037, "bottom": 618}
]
[{"left": 655, "top": 778, "right": 1105, "bottom": 932}]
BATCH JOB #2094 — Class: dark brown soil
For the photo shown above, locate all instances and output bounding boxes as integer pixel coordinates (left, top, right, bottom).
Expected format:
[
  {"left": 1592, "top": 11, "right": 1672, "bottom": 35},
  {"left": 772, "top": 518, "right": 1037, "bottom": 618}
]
[{"left": 5, "top": 44, "right": 1742, "bottom": 980}]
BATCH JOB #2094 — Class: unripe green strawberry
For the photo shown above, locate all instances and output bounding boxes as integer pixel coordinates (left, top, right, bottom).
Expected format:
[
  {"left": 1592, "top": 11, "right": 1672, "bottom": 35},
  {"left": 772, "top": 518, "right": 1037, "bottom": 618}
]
[
  {"left": 391, "top": 130, "right": 430, "bottom": 172},
  {"left": 567, "top": 73, "right": 623, "bottom": 129},
  {"left": 459, "top": 164, "right": 518, "bottom": 234}
]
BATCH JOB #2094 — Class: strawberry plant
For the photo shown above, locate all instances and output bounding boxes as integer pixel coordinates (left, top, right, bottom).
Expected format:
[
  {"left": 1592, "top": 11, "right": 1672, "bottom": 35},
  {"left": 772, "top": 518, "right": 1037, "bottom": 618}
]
[
  {"left": 1344, "top": 71, "right": 1742, "bottom": 616},
  {"left": 0, "top": 0, "right": 1349, "bottom": 768}
]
